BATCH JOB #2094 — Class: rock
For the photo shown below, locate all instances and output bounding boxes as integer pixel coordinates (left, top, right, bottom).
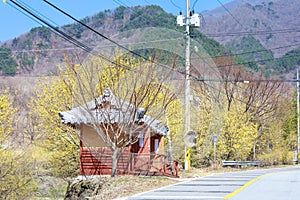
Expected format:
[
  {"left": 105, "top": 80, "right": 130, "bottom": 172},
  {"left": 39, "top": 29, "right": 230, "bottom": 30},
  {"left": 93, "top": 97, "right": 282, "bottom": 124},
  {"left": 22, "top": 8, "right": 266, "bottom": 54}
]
[{"left": 65, "top": 177, "right": 109, "bottom": 200}]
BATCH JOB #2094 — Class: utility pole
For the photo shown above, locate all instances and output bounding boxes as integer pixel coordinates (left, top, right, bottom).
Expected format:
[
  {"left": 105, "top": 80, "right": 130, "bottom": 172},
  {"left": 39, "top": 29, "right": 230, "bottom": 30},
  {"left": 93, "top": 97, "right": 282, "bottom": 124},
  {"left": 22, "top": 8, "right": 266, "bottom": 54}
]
[
  {"left": 184, "top": 0, "right": 191, "bottom": 171},
  {"left": 297, "top": 68, "right": 300, "bottom": 156},
  {"left": 177, "top": 0, "right": 200, "bottom": 170}
]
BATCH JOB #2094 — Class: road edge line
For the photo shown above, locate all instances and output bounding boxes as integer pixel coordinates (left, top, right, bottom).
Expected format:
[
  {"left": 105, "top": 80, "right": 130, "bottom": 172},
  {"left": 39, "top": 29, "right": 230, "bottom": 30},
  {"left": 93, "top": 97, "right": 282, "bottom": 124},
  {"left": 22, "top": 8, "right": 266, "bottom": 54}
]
[{"left": 223, "top": 173, "right": 270, "bottom": 199}]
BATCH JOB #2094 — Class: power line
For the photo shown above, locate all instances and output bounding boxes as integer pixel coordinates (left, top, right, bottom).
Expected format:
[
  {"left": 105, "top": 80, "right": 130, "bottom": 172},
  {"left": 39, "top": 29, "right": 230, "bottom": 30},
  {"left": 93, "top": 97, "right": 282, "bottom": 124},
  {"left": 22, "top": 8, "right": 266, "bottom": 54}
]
[
  {"left": 6, "top": 1, "right": 52, "bottom": 34},
  {"left": 170, "top": 0, "right": 182, "bottom": 11},
  {"left": 123, "top": 41, "right": 299, "bottom": 71},
  {"left": 217, "top": 43, "right": 300, "bottom": 58},
  {"left": 203, "top": 28, "right": 300, "bottom": 38},
  {"left": 110, "top": 0, "right": 300, "bottom": 68},
  {"left": 7, "top": 1, "right": 300, "bottom": 67},
  {"left": 113, "top": 0, "right": 129, "bottom": 8},
  {"left": 8, "top": 0, "right": 134, "bottom": 71},
  {"left": 8, "top": 0, "right": 298, "bottom": 87},
  {"left": 191, "top": 0, "right": 199, "bottom": 11},
  {"left": 186, "top": 42, "right": 300, "bottom": 62},
  {"left": 10, "top": 0, "right": 92, "bottom": 53},
  {"left": 7, "top": 1, "right": 291, "bottom": 122},
  {"left": 216, "top": 0, "right": 246, "bottom": 30},
  {"left": 216, "top": 53, "right": 300, "bottom": 69},
  {"left": 142, "top": 0, "right": 151, "bottom": 4},
  {"left": 192, "top": 78, "right": 299, "bottom": 83},
  {"left": 16, "top": 0, "right": 59, "bottom": 28},
  {"left": 41, "top": 0, "right": 186, "bottom": 76},
  {"left": 42, "top": 0, "right": 155, "bottom": 63},
  {"left": 7, "top": 0, "right": 185, "bottom": 79},
  {"left": 0, "top": 38, "right": 183, "bottom": 54}
]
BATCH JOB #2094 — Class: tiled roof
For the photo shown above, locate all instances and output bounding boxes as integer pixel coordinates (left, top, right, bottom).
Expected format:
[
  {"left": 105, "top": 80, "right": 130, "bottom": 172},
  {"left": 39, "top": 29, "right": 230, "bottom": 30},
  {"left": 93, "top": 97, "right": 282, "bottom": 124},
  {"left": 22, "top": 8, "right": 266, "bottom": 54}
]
[{"left": 58, "top": 90, "right": 168, "bottom": 136}]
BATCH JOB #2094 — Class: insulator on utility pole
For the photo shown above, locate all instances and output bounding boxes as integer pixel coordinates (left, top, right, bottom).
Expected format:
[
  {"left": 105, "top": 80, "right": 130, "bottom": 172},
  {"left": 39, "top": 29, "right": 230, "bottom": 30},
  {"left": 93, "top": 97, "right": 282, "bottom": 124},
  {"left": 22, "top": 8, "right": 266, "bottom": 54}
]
[
  {"left": 176, "top": 14, "right": 185, "bottom": 27},
  {"left": 191, "top": 13, "right": 200, "bottom": 28}
]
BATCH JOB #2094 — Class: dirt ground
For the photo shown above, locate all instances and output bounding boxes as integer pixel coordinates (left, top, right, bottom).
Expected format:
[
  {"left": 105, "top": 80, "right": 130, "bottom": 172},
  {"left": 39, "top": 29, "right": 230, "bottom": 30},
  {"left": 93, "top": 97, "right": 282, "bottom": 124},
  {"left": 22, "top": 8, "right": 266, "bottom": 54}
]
[{"left": 36, "top": 165, "right": 264, "bottom": 200}]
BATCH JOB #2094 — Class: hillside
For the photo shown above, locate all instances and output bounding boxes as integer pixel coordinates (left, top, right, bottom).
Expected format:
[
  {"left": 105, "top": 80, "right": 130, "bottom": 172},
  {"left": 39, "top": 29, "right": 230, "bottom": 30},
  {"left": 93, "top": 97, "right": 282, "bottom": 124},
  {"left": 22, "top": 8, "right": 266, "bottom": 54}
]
[
  {"left": 0, "top": 5, "right": 227, "bottom": 76},
  {"left": 1, "top": 2, "right": 300, "bottom": 77},
  {"left": 201, "top": 0, "right": 300, "bottom": 56},
  {"left": 201, "top": 0, "right": 300, "bottom": 76}
]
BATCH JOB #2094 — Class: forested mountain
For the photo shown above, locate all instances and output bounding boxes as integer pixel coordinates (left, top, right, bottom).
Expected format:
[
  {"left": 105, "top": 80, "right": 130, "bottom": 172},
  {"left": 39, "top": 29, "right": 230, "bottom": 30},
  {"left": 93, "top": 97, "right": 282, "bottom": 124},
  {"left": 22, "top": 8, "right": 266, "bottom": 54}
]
[
  {"left": 201, "top": 0, "right": 300, "bottom": 76},
  {"left": 1, "top": 1, "right": 300, "bottom": 77},
  {"left": 0, "top": 5, "right": 227, "bottom": 76}
]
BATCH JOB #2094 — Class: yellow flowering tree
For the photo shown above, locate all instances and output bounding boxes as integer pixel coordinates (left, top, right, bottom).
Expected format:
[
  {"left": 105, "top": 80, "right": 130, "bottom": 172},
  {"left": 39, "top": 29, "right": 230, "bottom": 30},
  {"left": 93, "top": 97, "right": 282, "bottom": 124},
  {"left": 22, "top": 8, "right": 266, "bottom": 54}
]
[
  {"left": 218, "top": 102, "right": 258, "bottom": 160},
  {"left": 62, "top": 52, "right": 180, "bottom": 177},
  {"left": 0, "top": 91, "right": 36, "bottom": 199},
  {"left": 29, "top": 64, "right": 80, "bottom": 179}
]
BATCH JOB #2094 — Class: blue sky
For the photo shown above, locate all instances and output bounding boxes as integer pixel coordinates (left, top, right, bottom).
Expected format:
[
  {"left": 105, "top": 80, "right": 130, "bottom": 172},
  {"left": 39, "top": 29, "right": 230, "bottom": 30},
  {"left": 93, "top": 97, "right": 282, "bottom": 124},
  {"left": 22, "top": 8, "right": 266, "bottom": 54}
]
[{"left": 0, "top": 0, "right": 233, "bottom": 42}]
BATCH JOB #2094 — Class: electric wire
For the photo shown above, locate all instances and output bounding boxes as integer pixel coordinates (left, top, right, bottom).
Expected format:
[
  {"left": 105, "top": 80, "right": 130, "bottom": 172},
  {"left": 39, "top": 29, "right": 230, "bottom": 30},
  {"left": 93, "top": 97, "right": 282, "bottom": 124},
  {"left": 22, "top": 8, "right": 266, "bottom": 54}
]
[
  {"left": 6, "top": 0, "right": 294, "bottom": 113},
  {"left": 6, "top": 1, "right": 45, "bottom": 29},
  {"left": 14, "top": 0, "right": 173, "bottom": 74},
  {"left": 191, "top": 0, "right": 300, "bottom": 77},
  {"left": 188, "top": 75, "right": 287, "bottom": 125},
  {"left": 0, "top": 38, "right": 183, "bottom": 54},
  {"left": 10, "top": 0, "right": 92, "bottom": 53},
  {"left": 213, "top": 43, "right": 300, "bottom": 59},
  {"left": 186, "top": 42, "right": 300, "bottom": 66},
  {"left": 216, "top": 0, "right": 247, "bottom": 30},
  {"left": 211, "top": 0, "right": 300, "bottom": 38},
  {"left": 170, "top": 0, "right": 182, "bottom": 11},
  {"left": 7, "top": 0, "right": 92, "bottom": 56},
  {"left": 204, "top": 28, "right": 300, "bottom": 38},
  {"left": 216, "top": 53, "right": 300, "bottom": 69},
  {"left": 7, "top": 0, "right": 186, "bottom": 79},
  {"left": 10, "top": 0, "right": 300, "bottom": 64},
  {"left": 7, "top": 1, "right": 298, "bottom": 86},
  {"left": 190, "top": 0, "right": 300, "bottom": 73},
  {"left": 143, "top": 0, "right": 151, "bottom": 4},
  {"left": 7, "top": 3, "right": 292, "bottom": 123},
  {"left": 192, "top": 77, "right": 298, "bottom": 83},
  {"left": 191, "top": 0, "right": 199, "bottom": 11},
  {"left": 42, "top": 0, "right": 178, "bottom": 72},
  {"left": 43, "top": 0, "right": 154, "bottom": 61},
  {"left": 170, "top": 42, "right": 300, "bottom": 63},
  {"left": 15, "top": 0, "right": 91, "bottom": 40},
  {"left": 111, "top": 0, "right": 284, "bottom": 71},
  {"left": 121, "top": 0, "right": 135, "bottom": 5},
  {"left": 9, "top": 0, "right": 134, "bottom": 70},
  {"left": 9, "top": 0, "right": 299, "bottom": 82},
  {"left": 16, "top": 0, "right": 60, "bottom": 28},
  {"left": 188, "top": 52, "right": 300, "bottom": 72},
  {"left": 113, "top": 0, "right": 129, "bottom": 7}
]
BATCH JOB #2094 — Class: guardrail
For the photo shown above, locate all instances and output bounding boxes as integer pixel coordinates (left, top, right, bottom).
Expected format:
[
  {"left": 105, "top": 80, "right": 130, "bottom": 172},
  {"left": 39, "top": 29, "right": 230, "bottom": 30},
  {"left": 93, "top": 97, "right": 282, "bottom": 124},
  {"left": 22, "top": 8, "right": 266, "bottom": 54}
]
[{"left": 222, "top": 160, "right": 261, "bottom": 168}]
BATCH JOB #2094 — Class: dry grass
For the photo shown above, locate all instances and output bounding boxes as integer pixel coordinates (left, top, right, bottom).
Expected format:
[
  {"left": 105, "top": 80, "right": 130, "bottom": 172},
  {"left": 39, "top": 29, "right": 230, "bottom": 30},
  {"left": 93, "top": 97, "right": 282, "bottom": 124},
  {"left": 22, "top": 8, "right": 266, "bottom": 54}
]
[{"left": 54, "top": 165, "right": 286, "bottom": 200}]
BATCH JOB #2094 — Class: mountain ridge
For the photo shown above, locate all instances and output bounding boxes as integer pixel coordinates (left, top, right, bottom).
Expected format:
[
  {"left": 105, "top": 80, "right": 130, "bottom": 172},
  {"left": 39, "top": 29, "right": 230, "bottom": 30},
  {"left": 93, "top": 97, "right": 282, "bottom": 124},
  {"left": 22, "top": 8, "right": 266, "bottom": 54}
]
[
  {"left": 0, "top": 1, "right": 299, "bottom": 77},
  {"left": 0, "top": 5, "right": 227, "bottom": 76},
  {"left": 201, "top": 0, "right": 300, "bottom": 57}
]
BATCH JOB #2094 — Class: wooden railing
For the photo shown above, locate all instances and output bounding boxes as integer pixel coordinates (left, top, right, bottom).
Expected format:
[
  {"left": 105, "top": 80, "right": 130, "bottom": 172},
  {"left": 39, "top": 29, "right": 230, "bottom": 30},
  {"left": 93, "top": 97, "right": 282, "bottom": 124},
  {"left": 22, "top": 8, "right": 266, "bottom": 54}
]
[
  {"left": 131, "top": 153, "right": 178, "bottom": 177},
  {"left": 80, "top": 148, "right": 178, "bottom": 177}
]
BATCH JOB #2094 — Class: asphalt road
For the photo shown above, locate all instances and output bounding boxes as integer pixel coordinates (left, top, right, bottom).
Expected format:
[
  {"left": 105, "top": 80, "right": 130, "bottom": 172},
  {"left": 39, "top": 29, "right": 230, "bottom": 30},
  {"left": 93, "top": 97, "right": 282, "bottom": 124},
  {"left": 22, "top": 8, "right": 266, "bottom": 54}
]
[
  {"left": 229, "top": 167, "right": 300, "bottom": 200},
  {"left": 121, "top": 166, "right": 300, "bottom": 200}
]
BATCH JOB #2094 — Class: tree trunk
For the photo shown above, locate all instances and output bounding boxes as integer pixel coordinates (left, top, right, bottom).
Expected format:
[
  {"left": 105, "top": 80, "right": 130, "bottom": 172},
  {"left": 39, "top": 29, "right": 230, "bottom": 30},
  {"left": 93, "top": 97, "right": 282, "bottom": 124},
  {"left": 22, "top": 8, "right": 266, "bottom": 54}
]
[
  {"left": 164, "top": 114, "right": 174, "bottom": 171},
  {"left": 111, "top": 148, "right": 118, "bottom": 177},
  {"left": 166, "top": 131, "right": 173, "bottom": 171},
  {"left": 253, "top": 141, "right": 257, "bottom": 160},
  {"left": 253, "top": 124, "right": 263, "bottom": 160}
]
